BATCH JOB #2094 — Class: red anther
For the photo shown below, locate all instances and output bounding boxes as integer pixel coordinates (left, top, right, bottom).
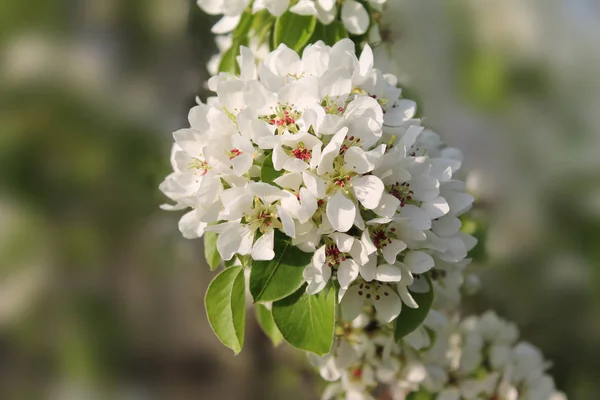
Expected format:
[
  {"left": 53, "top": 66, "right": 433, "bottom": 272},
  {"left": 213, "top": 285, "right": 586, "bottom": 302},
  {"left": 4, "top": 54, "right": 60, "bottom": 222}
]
[
  {"left": 228, "top": 148, "right": 243, "bottom": 160},
  {"left": 370, "top": 94, "right": 377, "bottom": 99},
  {"left": 356, "top": 138, "right": 360, "bottom": 142},
  {"left": 337, "top": 107, "right": 344, "bottom": 112},
  {"left": 270, "top": 119, "right": 275, "bottom": 124},
  {"left": 292, "top": 148, "right": 311, "bottom": 161},
  {"left": 349, "top": 136, "right": 355, "bottom": 141}
]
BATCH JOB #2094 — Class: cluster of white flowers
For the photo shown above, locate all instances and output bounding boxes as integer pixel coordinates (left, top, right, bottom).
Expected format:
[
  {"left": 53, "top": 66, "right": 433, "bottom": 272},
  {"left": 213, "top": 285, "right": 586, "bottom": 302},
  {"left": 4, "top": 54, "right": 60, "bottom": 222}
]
[
  {"left": 162, "top": 3, "right": 568, "bottom": 399},
  {"left": 198, "top": 0, "right": 385, "bottom": 35},
  {"left": 160, "top": 39, "right": 475, "bottom": 324},
  {"left": 310, "top": 310, "right": 565, "bottom": 400}
]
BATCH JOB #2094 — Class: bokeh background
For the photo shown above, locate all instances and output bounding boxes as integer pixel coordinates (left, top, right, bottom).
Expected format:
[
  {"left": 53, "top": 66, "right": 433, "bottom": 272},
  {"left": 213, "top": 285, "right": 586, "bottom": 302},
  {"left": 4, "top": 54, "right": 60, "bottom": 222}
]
[{"left": 0, "top": 0, "right": 598, "bottom": 399}]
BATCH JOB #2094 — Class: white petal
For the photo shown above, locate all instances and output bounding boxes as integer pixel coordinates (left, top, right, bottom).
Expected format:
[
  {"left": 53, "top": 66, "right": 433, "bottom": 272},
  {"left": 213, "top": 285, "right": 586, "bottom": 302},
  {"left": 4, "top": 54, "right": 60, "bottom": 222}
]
[
  {"left": 421, "top": 197, "right": 450, "bottom": 219},
  {"left": 399, "top": 204, "right": 431, "bottom": 231},
  {"left": 343, "top": 146, "right": 372, "bottom": 174},
  {"left": 330, "top": 232, "right": 354, "bottom": 252},
  {"left": 277, "top": 205, "right": 296, "bottom": 238},
  {"left": 178, "top": 209, "right": 207, "bottom": 239},
  {"left": 373, "top": 290, "right": 402, "bottom": 323},
  {"left": 338, "top": 259, "right": 360, "bottom": 289},
  {"left": 341, "top": 285, "right": 365, "bottom": 321},
  {"left": 304, "top": 263, "right": 330, "bottom": 294},
  {"left": 359, "top": 255, "right": 377, "bottom": 282},
  {"left": 211, "top": 15, "right": 241, "bottom": 34},
  {"left": 249, "top": 182, "right": 283, "bottom": 204},
  {"left": 382, "top": 239, "right": 407, "bottom": 264},
  {"left": 289, "top": 0, "right": 318, "bottom": 15},
  {"left": 404, "top": 251, "right": 435, "bottom": 274},
  {"left": 272, "top": 144, "right": 288, "bottom": 171},
  {"left": 313, "top": 245, "right": 327, "bottom": 268},
  {"left": 278, "top": 76, "right": 320, "bottom": 110},
  {"left": 326, "top": 191, "right": 356, "bottom": 233},
  {"left": 217, "top": 224, "right": 254, "bottom": 260},
  {"left": 302, "top": 171, "right": 327, "bottom": 198},
  {"left": 251, "top": 230, "right": 275, "bottom": 260},
  {"left": 217, "top": 79, "right": 245, "bottom": 111},
  {"left": 319, "top": 67, "right": 352, "bottom": 103},
  {"left": 242, "top": 80, "right": 277, "bottom": 115},
  {"left": 237, "top": 46, "right": 256, "bottom": 81},
  {"left": 361, "top": 229, "right": 377, "bottom": 255},
  {"left": 432, "top": 216, "right": 461, "bottom": 237},
  {"left": 384, "top": 100, "right": 417, "bottom": 126},
  {"left": 274, "top": 172, "right": 303, "bottom": 191},
  {"left": 374, "top": 193, "right": 401, "bottom": 218},
  {"left": 349, "top": 240, "right": 369, "bottom": 266},
  {"left": 263, "top": 0, "right": 289, "bottom": 16},
  {"left": 375, "top": 264, "right": 403, "bottom": 282},
  {"left": 352, "top": 175, "right": 384, "bottom": 210},
  {"left": 317, "top": 127, "right": 347, "bottom": 175},
  {"left": 397, "top": 284, "right": 418, "bottom": 308},
  {"left": 341, "top": 0, "right": 369, "bottom": 35}
]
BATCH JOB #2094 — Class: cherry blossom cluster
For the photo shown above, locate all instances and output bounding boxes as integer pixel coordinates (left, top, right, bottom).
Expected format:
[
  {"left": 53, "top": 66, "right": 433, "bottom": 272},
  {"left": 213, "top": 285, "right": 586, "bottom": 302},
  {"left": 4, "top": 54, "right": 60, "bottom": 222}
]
[
  {"left": 312, "top": 310, "right": 566, "bottom": 400},
  {"left": 198, "top": 0, "right": 385, "bottom": 35},
  {"left": 160, "top": 39, "right": 475, "bottom": 324}
]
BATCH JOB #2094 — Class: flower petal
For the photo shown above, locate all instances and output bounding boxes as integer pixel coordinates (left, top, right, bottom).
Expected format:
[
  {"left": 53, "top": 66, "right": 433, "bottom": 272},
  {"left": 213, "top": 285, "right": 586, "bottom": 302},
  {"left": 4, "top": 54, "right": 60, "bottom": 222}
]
[
  {"left": 251, "top": 230, "right": 275, "bottom": 260},
  {"left": 326, "top": 191, "right": 356, "bottom": 232},
  {"left": 341, "top": 0, "right": 369, "bottom": 35},
  {"left": 341, "top": 284, "right": 365, "bottom": 321},
  {"left": 404, "top": 251, "right": 435, "bottom": 274},
  {"left": 373, "top": 290, "right": 402, "bottom": 323},
  {"left": 338, "top": 259, "right": 360, "bottom": 289},
  {"left": 382, "top": 239, "right": 407, "bottom": 264},
  {"left": 375, "top": 264, "right": 403, "bottom": 282},
  {"left": 352, "top": 175, "right": 384, "bottom": 210}
]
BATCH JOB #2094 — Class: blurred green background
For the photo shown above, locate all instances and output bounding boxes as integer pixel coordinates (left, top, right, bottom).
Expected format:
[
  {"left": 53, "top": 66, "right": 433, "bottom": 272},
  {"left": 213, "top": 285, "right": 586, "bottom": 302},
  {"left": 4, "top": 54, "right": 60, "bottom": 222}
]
[{"left": 0, "top": 0, "right": 598, "bottom": 399}]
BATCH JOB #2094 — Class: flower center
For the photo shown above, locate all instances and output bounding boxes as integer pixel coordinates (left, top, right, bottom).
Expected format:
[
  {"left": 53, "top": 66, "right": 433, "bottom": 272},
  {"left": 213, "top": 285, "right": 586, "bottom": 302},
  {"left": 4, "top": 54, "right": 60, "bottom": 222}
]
[
  {"left": 262, "top": 103, "right": 301, "bottom": 134},
  {"left": 356, "top": 281, "right": 392, "bottom": 301},
  {"left": 188, "top": 157, "right": 211, "bottom": 176},
  {"left": 339, "top": 135, "right": 361, "bottom": 155},
  {"left": 245, "top": 199, "right": 281, "bottom": 234},
  {"left": 227, "top": 148, "right": 243, "bottom": 160},
  {"left": 325, "top": 244, "right": 346, "bottom": 267},
  {"left": 372, "top": 229, "right": 392, "bottom": 249},
  {"left": 322, "top": 95, "right": 345, "bottom": 115},
  {"left": 291, "top": 143, "right": 312, "bottom": 161},
  {"left": 389, "top": 182, "right": 415, "bottom": 208}
]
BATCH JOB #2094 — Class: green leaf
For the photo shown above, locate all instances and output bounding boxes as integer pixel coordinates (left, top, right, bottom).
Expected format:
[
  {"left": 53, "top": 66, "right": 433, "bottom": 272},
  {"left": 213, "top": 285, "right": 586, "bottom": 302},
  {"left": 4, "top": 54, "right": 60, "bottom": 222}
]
[
  {"left": 272, "top": 284, "right": 335, "bottom": 355},
  {"left": 205, "top": 266, "right": 246, "bottom": 354},
  {"left": 309, "top": 21, "right": 348, "bottom": 46},
  {"left": 232, "top": 11, "right": 254, "bottom": 40},
  {"left": 254, "top": 304, "right": 283, "bottom": 346},
  {"left": 273, "top": 11, "right": 317, "bottom": 52},
  {"left": 394, "top": 274, "right": 434, "bottom": 342},
  {"left": 203, "top": 232, "right": 221, "bottom": 270},
  {"left": 217, "top": 11, "right": 253, "bottom": 74},
  {"left": 250, "top": 231, "right": 312, "bottom": 302},
  {"left": 251, "top": 10, "right": 276, "bottom": 47},
  {"left": 406, "top": 391, "right": 434, "bottom": 400},
  {"left": 260, "top": 153, "right": 283, "bottom": 185},
  {"left": 218, "top": 43, "right": 240, "bottom": 74}
]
